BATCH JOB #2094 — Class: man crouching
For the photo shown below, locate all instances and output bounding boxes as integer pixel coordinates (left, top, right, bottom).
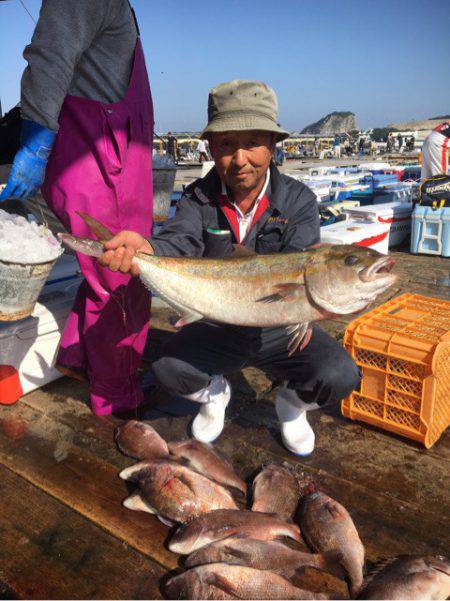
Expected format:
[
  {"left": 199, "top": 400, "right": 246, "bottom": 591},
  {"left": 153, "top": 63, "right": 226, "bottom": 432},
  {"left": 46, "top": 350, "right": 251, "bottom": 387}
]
[{"left": 100, "top": 79, "right": 361, "bottom": 456}]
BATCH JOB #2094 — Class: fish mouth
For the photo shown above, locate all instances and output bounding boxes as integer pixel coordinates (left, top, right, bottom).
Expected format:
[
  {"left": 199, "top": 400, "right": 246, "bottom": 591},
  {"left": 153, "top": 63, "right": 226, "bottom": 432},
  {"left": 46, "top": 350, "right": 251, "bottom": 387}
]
[
  {"left": 430, "top": 557, "right": 450, "bottom": 576},
  {"left": 359, "top": 256, "right": 396, "bottom": 283}
]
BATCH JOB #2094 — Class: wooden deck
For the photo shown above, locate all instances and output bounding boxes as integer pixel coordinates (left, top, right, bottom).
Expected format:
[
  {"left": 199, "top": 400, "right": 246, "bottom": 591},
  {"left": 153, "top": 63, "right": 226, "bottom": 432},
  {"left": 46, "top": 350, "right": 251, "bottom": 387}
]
[{"left": 0, "top": 249, "right": 449, "bottom": 600}]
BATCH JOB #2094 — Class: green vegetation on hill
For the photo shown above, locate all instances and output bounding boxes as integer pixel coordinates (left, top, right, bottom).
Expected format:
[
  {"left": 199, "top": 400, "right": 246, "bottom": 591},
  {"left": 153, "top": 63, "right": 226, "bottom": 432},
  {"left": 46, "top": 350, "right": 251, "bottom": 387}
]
[{"left": 371, "top": 126, "right": 399, "bottom": 141}]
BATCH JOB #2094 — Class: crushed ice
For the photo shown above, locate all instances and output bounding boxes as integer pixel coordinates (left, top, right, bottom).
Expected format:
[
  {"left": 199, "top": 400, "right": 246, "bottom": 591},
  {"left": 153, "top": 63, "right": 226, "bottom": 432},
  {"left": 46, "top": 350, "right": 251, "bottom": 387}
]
[{"left": 0, "top": 209, "right": 63, "bottom": 264}]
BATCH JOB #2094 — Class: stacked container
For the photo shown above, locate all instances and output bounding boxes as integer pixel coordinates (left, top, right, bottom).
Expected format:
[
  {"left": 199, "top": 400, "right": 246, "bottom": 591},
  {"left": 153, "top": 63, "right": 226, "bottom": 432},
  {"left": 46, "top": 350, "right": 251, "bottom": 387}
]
[
  {"left": 344, "top": 202, "right": 413, "bottom": 247},
  {"left": 411, "top": 206, "right": 450, "bottom": 257},
  {"left": 342, "top": 293, "right": 450, "bottom": 448}
]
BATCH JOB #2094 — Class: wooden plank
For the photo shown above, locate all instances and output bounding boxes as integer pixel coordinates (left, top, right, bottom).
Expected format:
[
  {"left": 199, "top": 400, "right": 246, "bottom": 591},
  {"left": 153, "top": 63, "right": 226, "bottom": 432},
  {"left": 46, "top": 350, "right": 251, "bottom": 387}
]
[
  {"left": 232, "top": 397, "right": 450, "bottom": 509},
  {"left": 0, "top": 403, "right": 348, "bottom": 600},
  {"left": 0, "top": 464, "right": 165, "bottom": 600},
  {"left": 0, "top": 403, "right": 178, "bottom": 572},
  {"left": 19, "top": 385, "right": 449, "bottom": 584},
  {"left": 2, "top": 400, "right": 349, "bottom": 598}
]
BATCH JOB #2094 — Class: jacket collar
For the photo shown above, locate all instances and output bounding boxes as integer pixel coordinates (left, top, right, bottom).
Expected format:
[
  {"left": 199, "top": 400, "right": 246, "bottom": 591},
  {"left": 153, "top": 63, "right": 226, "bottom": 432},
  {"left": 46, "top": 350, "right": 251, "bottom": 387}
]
[{"left": 186, "top": 161, "right": 287, "bottom": 214}]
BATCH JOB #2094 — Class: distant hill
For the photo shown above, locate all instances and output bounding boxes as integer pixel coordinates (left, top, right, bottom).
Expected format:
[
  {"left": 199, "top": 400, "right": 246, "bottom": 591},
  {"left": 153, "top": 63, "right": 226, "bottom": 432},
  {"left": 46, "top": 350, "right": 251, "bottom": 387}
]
[
  {"left": 430, "top": 115, "right": 450, "bottom": 120},
  {"left": 301, "top": 111, "right": 357, "bottom": 135},
  {"left": 388, "top": 117, "right": 449, "bottom": 131}
]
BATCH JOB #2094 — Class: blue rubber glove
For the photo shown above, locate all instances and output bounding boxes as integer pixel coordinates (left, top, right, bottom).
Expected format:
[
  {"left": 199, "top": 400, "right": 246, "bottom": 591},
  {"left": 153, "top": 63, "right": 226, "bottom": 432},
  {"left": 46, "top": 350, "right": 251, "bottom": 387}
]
[{"left": 0, "top": 119, "right": 57, "bottom": 201}]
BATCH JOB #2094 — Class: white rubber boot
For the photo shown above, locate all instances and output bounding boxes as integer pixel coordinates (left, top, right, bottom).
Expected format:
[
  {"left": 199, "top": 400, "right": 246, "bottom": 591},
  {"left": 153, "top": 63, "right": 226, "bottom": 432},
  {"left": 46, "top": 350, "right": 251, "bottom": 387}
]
[
  {"left": 275, "top": 382, "right": 320, "bottom": 456},
  {"left": 183, "top": 375, "right": 231, "bottom": 443}
]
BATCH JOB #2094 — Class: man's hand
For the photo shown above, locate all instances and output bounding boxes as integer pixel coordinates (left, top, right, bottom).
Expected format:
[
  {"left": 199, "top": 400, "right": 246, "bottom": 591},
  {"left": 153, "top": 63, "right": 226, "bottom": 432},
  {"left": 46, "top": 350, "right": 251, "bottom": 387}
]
[{"left": 99, "top": 231, "right": 153, "bottom": 276}]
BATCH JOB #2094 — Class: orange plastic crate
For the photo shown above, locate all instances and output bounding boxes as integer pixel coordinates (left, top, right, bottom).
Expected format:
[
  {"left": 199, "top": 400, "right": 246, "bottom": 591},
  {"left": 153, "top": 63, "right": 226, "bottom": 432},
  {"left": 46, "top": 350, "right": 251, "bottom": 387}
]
[{"left": 342, "top": 293, "right": 450, "bottom": 448}]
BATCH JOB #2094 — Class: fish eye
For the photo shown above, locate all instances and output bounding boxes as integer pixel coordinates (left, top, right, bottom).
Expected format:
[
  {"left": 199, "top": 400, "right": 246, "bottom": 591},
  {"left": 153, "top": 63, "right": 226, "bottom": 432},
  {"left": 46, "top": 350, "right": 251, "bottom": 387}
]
[{"left": 345, "top": 255, "right": 360, "bottom": 266}]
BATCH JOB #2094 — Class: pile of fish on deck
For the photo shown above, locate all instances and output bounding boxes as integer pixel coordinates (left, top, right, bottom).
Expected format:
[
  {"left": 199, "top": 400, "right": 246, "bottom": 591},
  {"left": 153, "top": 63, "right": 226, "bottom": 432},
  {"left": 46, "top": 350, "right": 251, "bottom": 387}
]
[{"left": 114, "top": 421, "right": 450, "bottom": 600}]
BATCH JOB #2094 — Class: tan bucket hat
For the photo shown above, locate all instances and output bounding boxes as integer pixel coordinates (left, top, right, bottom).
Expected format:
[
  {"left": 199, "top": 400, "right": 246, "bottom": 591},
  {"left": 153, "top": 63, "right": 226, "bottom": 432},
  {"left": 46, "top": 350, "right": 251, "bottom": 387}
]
[{"left": 200, "top": 79, "right": 290, "bottom": 141}]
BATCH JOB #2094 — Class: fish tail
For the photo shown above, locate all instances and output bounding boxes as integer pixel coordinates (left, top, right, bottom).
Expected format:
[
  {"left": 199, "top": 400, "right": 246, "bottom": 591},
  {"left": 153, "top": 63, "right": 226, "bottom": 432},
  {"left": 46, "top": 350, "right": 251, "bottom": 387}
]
[
  {"left": 58, "top": 233, "right": 104, "bottom": 257},
  {"left": 301, "top": 479, "right": 320, "bottom": 498},
  {"left": 76, "top": 211, "right": 114, "bottom": 241}
]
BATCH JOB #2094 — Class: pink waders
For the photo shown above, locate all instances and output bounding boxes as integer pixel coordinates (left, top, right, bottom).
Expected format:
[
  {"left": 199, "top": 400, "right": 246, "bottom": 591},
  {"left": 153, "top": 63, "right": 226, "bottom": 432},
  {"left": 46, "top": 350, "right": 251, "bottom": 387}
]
[{"left": 42, "top": 39, "right": 153, "bottom": 415}]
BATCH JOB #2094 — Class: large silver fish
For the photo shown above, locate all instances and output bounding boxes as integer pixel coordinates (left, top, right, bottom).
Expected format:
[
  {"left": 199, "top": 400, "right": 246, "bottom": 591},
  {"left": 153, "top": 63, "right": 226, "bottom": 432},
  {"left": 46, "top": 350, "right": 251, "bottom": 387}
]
[{"left": 59, "top": 214, "right": 397, "bottom": 353}]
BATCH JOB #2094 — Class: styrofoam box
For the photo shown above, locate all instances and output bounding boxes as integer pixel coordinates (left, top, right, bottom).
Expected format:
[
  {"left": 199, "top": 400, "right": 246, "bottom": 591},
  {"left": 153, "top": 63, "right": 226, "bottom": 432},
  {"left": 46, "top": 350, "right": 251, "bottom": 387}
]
[
  {"left": 360, "top": 162, "right": 391, "bottom": 172},
  {"left": 0, "top": 255, "right": 82, "bottom": 396},
  {"left": 44, "top": 253, "right": 81, "bottom": 294},
  {"left": 320, "top": 219, "right": 391, "bottom": 254},
  {"left": 343, "top": 202, "right": 413, "bottom": 247}
]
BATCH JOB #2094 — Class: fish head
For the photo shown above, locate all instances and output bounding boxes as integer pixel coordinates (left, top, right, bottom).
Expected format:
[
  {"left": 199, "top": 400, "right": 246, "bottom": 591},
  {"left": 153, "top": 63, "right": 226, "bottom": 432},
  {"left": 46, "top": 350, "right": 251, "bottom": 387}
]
[
  {"left": 427, "top": 556, "right": 450, "bottom": 577},
  {"left": 140, "top": 460, "right": 176, "bottom": 492},
  {"left": 169, "top": 521, "right": 206, "bottom": 555},
  {"left": 304, "top": 245, "right": 397, "bottom": 315},
  {"left": 114, "top": 420, "right": 169, "bottom": 460}
]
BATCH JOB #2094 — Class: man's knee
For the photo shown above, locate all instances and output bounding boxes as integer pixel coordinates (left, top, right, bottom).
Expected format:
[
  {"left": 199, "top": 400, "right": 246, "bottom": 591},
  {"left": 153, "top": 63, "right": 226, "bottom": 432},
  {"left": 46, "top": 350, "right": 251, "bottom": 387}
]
[
  {"left": 292, "top": 350, "right": 361, "bottom": 407},
  {"left": 318, "top": 351, "right": 361, "bottom": 405},
  {"left": 152, "top": 356, "right": 209, "bottom": 397}
]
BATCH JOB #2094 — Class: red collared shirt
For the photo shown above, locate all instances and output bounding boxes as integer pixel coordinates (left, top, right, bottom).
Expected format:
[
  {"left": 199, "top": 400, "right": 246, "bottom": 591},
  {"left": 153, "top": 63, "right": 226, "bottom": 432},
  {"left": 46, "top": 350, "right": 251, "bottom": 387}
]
[{"left": 218, "top": 171, "right": 270, "bottom": 242}]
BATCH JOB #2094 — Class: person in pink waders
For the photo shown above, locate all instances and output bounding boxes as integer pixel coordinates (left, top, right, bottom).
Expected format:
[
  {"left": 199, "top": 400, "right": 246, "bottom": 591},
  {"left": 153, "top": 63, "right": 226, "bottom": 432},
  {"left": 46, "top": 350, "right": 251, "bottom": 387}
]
[{"left": 0, "top": 0, "right": 154, "bottom": 415}]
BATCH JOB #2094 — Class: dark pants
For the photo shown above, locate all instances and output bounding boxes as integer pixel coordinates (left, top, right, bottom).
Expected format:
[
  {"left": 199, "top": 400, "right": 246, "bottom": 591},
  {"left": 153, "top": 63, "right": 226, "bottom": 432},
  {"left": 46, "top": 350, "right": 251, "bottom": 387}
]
[{"left": 152, "top": 322, "right": 361, "bottom": 407}]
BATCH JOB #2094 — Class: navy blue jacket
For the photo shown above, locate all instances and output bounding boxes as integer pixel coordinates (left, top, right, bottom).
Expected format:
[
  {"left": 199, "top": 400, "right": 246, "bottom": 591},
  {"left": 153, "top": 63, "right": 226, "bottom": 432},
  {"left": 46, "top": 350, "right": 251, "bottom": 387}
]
[{"left": 150, "top": 162, "right": 320, "bottom": 258}]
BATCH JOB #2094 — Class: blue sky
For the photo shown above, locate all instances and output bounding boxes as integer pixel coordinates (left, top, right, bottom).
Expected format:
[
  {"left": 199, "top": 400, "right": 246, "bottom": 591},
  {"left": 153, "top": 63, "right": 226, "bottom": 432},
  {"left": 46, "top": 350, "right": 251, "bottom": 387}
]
[{"left": 1, "top": 0, "right": 449, "bottom": 133}]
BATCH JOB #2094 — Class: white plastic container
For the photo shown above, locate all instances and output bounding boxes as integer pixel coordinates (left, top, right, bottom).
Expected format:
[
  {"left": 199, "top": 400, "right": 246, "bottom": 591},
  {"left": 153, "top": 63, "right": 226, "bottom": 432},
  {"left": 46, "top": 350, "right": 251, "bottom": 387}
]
[
  {"left": 343, "top": 202, "right": 413, "bottom": 247},
  {"left": 0, "top": 257, "right": 82, "bottom": 400},
  {"left": 321, "top": 220, "right": 391, "bottom": 254},
  {"left": 360, "top": 162, "right": 391, "bottom": 172},
  {"left": 43, "top": 253, "right": 81, "bottom": 295}
]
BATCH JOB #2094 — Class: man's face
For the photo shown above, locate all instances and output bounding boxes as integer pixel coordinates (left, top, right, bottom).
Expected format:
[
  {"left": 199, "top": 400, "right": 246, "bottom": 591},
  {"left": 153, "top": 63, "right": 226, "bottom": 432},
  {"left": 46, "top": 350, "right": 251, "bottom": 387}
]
[{"left": 209, "top": 130, "right": 275, "bottom": 193}]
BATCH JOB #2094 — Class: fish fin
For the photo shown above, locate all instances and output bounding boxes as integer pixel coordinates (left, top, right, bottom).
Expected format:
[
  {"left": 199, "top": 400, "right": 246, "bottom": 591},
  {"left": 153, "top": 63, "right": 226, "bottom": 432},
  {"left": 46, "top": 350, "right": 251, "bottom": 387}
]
[
  {"left": 222, "top": 544, "right": 252, "bottom": 562},
  {"left": 119, "top": 461, "right": 151, "bottom": 481},
  {"left": 256, "top": 283, "right": 305, "bottom": 304},
  {"left": 316, "top": 550, "right": 347, "bottom": 580},
  {"left": 204, "top": 573, "right": 242, "bottom": 599},
  {"left": 361, "top": 556, "right": 398, "bottom": 588},
  {"left": 76, "top": 211, "right": 114, "bottom": 241},
  {"left": 286, "top": 322, "right": 311, "bottom": 356},
  {"left": 324, "top": 501, "right": 342, "bottom": 519},
  {"left": 231, "top": 244, "right": 257, "bottom": 258},
  {"left": 308, "top": 242, "right": 334, "bottom": 249},
  {"left": 157, "top": 514, "right": 175, "bottom": 527},
  {"left": 123, "top": 492, "right": 156, "bottom": 514},
  {"left": 287, "top": 524, "right": 303, "bottom": 543},
  {"left": 172, "top": 311, "right": 204, "bottom": 329}
]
